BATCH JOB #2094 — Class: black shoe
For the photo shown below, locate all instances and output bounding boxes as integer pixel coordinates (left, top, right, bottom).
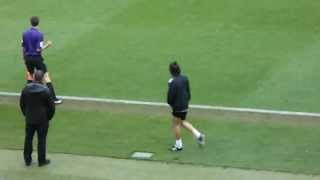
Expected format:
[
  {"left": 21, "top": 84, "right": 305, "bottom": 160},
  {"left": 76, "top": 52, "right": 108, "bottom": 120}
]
[
  {"left": 24, "top": 157, "right": 32, "bottom": 166},
  {"left": 25, "top": 161, "right": 31, "bottom": 166},
  {"left": 39, "top": 159, "right": 50, "bottom": 167},
  {"left": 170, "top": 145, "right": 183, "bottom": 152}
]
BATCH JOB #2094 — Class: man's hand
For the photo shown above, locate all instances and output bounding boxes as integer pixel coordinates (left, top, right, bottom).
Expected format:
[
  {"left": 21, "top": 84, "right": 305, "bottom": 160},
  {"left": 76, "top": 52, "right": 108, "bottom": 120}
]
[
  {"left": 46, "top": 40, "right": 52, "bottom": 47},
  {"left": 41, "top": 40, "right": 52, "bottom": 50}
]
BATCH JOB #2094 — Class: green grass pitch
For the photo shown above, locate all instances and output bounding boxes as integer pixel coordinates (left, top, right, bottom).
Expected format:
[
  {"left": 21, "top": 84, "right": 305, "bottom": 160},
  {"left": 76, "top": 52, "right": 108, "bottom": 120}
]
[
  {"left": 1, "top": 0, "right": 320, "bottom": 178},
  {"left": 0, "top": 0, "right": 320, "bottom": 112},
  {"left": 1, "top": 104, "right": 320, "bottom": 175}
]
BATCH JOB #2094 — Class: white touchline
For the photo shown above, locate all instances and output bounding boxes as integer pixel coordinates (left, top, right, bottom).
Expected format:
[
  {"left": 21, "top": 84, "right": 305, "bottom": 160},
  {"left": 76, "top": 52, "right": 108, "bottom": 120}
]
[{"left": 1, "top": 91, "right": 320, "bottom": 118}]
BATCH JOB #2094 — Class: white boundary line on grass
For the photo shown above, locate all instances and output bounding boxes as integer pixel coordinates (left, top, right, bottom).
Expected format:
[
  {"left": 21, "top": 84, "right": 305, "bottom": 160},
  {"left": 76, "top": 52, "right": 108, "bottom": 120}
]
[{"left": 1, "top": 91, "right": 320, "bottom": 118}]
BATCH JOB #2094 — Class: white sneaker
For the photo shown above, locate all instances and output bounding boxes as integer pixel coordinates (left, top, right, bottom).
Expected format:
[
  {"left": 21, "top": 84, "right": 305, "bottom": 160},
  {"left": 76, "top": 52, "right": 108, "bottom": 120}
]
[
  {"left": 170, "top": 145, "right": 183, "bottom": 152},
  {"left": 197, "top": 134, "right": 205, "bottom": 146},
  {"left": 54, "top": 99, "right": 63, "bottom": 104}
]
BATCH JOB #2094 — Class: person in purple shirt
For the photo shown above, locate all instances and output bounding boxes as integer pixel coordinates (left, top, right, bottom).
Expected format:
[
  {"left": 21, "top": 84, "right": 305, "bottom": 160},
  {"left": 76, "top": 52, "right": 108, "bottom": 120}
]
[{"left": 22, "top": 16, "right": 62, "bottom": 104}]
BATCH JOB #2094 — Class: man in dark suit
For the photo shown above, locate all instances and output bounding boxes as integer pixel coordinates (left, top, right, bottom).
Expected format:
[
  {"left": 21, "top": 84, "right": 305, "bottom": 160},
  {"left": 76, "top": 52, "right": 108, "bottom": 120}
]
[
  {"left": 167, "top": 62, "right": 205, "bottom": 151},
  {"left": 20, "top": 70, "right": 55, "bottom": 167}
]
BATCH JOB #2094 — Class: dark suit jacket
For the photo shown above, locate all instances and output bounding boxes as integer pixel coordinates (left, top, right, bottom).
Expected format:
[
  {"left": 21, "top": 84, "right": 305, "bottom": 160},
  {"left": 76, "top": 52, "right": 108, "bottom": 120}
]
[{"left": 20, "top": 83, "right": 55, "bottom": 124}]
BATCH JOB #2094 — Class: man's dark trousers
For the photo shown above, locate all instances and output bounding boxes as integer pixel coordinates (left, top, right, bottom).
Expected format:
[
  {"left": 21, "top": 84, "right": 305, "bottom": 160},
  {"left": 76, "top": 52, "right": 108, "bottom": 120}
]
[{"left": 24, "top": 122, "right": 49, "bottom": 164}]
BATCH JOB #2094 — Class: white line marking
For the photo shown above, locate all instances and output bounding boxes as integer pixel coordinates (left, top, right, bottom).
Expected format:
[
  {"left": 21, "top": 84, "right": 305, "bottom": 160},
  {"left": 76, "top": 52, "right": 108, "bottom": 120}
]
[{"left": 1, "top": 91, "right": 320, "bottom": 118}]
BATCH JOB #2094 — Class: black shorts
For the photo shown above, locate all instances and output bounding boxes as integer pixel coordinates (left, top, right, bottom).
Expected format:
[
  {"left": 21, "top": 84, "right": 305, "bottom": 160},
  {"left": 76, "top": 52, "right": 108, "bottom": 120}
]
[
  {"left": 24, "top": 56, "right": 47, "bottom": 74},
  {"left": 172, "top": 111, "right": 188, "bottom": 120}
]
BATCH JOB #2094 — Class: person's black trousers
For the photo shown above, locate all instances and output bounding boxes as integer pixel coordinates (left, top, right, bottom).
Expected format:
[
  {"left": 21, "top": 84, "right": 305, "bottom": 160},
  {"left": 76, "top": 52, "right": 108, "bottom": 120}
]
[{"left": 24, "top": 123, "right": 49, "bottom": 164}]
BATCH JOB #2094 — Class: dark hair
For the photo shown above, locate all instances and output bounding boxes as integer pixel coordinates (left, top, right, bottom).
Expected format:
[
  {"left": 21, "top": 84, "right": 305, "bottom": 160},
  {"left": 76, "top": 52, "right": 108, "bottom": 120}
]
[
  {"left": 169, "top": 61, "right": 181, "bottom": 76},
  {"left": 33, "top": 70, "right": 44, "bottom": 83},
  {"left": 30, "top": 16, "right": 39, "bottom": 27}
]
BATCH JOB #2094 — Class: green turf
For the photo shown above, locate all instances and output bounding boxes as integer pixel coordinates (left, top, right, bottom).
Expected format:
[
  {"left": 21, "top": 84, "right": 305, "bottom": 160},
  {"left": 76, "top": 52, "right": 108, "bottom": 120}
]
[
  {"left": 1, "top": 0, "right": 320, "bottom": 112},
  {"left": 1, "top": 104, "right": 320, "bottom": 175}
]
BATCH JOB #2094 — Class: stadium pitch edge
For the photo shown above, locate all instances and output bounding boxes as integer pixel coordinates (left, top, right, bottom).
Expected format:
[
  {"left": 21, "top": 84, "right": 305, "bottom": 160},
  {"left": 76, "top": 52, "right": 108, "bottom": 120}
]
[
  {"left": 1, "top": 91, "right": 320, "bottom": 121},
  {"left": 0, "top": 149, "right": 319, "bottom": 180}
]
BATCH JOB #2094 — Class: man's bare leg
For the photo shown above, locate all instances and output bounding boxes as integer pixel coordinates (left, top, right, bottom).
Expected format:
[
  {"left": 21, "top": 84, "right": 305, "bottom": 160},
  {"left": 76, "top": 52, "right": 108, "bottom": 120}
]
[
  {"left": 182, "top": 120, "right": 205, "bottom": 145},
  {"left": 44, "top": 72, "right": 62, "bottom": 104},
  {"left": 171, "top": 117, "right": 183, "bottom": 151},
  {"left": 25, "top": 70, "right": 33, "bottom": 84}
]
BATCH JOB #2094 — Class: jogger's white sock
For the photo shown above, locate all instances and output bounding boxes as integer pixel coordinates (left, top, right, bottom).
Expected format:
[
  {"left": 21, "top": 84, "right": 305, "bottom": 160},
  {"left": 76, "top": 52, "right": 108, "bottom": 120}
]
[
  {"left": 192, "top": 129, "right": 201, "bottom": 139},
  {"left": 175, "top": 139, "right": 183, "bottom": 148}
]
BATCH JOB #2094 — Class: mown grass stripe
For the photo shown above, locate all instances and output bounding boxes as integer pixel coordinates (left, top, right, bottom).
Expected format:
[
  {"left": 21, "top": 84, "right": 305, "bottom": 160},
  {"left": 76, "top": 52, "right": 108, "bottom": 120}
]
[{"left": 1, "top": 91, "right": 320, "bottom": 118}]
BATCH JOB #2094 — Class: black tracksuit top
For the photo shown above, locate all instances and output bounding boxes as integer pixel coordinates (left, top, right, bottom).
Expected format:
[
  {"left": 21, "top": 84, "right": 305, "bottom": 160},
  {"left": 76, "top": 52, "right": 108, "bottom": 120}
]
[{"left": 167, "top": 75, "right": 191, "bottom": 112}]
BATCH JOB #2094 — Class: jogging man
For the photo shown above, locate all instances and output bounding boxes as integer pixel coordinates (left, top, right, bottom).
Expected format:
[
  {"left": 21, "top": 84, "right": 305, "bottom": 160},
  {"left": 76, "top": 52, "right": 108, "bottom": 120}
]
[
  {"left": 22, "top": 16, "right": 62, "bottom": 104},
  {"left": 20, "top": 70, "right": 55, "bottom": 167},
  {"left": 167, "top": 62, "right": 205, "bottom": 151}
]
